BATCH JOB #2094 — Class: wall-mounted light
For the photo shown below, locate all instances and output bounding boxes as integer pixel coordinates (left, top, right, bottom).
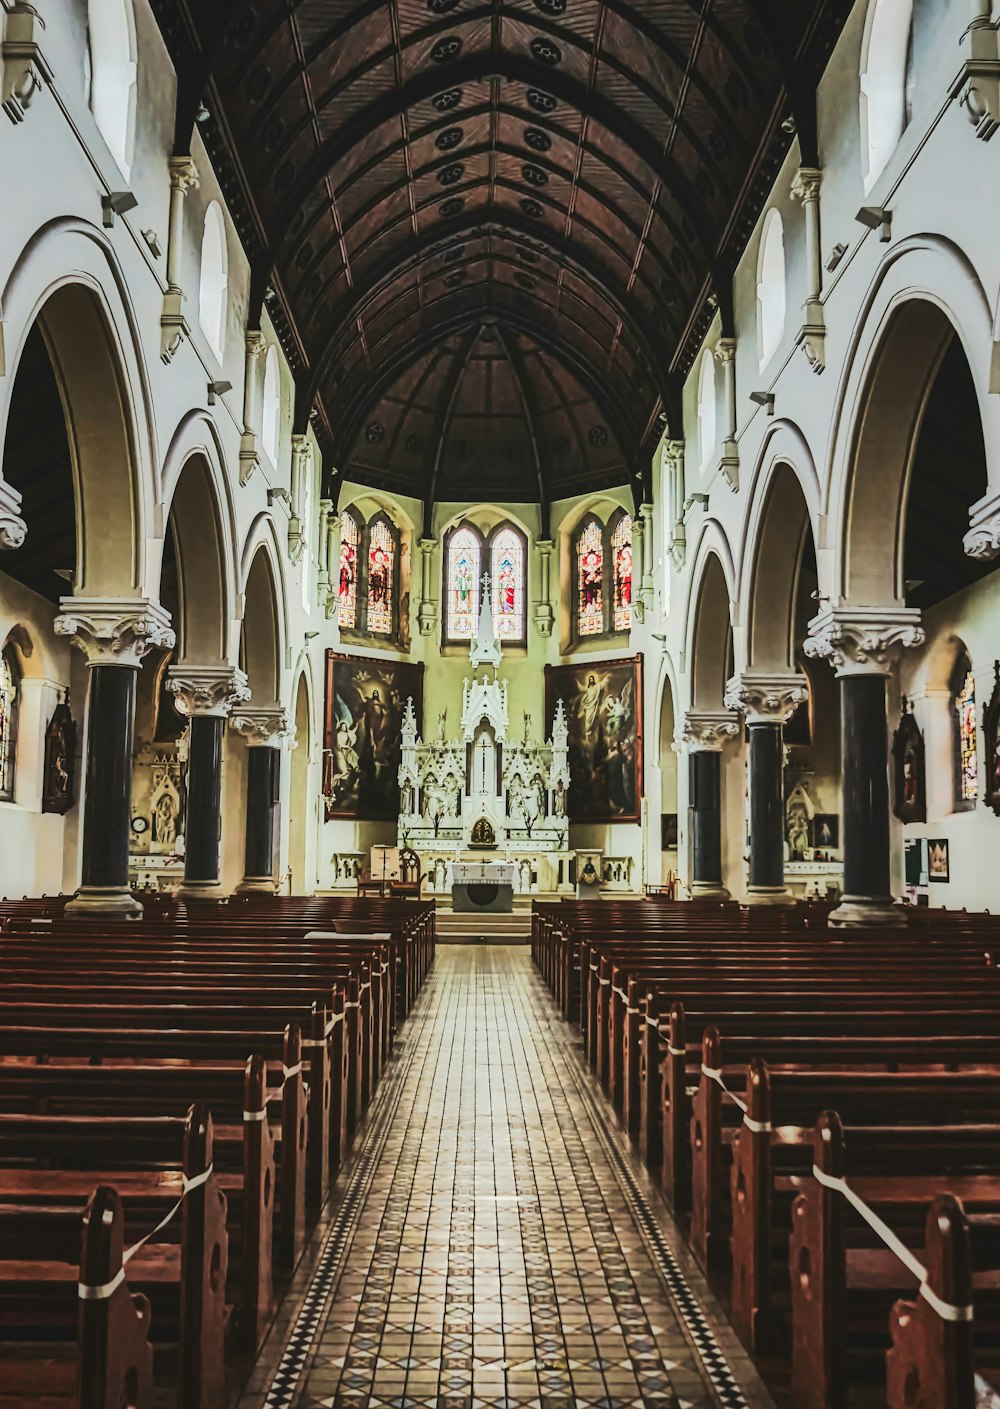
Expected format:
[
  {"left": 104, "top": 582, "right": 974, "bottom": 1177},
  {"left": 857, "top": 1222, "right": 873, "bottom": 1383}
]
[
  {"left": 207, "top": 380, "right": 232, "bottom": 405},
  {"left": 855, "top": 206, "right": 892, "bottom": 242},
  {"left": 101, "top": 191, "right": 138, "bottom": 227},
  {"left": 825, "top": 241, "right": 848, "bottom": 272},
  {"left": 268, "top": 487, "right": 291, "bottom": 506},
  {"left": 749, "top": 390, "right": 775, "bottom": 415}
]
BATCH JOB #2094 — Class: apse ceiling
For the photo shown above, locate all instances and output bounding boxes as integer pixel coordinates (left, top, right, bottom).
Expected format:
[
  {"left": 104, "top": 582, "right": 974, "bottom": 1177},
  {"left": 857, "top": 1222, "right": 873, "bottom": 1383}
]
[{"left": 154, "top": 0, "right": 850, "bottom": 521}]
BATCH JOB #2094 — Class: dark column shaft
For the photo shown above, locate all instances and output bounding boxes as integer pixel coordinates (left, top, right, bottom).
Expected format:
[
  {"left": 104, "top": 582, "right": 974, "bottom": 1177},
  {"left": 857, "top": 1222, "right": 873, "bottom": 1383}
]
[
  {"left": 244, "top": 746, "right": 279, "bottom": 881},
  {"left": 840, "top": 673, "right": 892, "bottom": 901},
  {"left": 689, "top": 750, "right": 723, "bottom": 890},
  {"left": 747, "top": 721, "right": 785, "bottom": 890},
  {"left": 184, "top": 715, "right": 225, "bottom": 885},
  {"left": 79, "top": 665, "right": 137, "bottom": 891}
]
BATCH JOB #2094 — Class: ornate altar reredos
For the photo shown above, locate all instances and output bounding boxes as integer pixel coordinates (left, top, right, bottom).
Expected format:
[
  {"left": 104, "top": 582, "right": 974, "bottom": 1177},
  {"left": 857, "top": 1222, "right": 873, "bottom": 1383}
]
[{"left": 397, "top": 575, "right": 573, "bottom": 893}]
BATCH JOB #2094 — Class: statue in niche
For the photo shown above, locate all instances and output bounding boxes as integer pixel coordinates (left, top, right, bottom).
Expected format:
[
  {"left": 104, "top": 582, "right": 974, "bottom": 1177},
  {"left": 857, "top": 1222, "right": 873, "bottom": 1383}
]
[
  {"left": 891, "top": 698, "right": 927, "bottom": 824},
  {"left": 153, "top": 791, "right": 177, "bottom": 847},
  {"left": 554, "top": 780, "right": 566, "bottom": 817},
  {"left": 42, "top": 697, "right": 76, "bottom": 815},
  {"left": 785, "top": 781, "right": 813, "bottom": 861},
  {"left": 401, "top": 780, "right": 414, "bottom": 816}
]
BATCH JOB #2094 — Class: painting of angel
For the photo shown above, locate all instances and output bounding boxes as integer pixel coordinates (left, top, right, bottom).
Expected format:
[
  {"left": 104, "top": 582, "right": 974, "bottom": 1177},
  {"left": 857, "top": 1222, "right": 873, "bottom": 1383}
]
[
  {"left": 544, "top": 655, "right": 642, "bottom": 822},
  {"left": 324, "top": 651, "right": 423, "bottom": 819}
]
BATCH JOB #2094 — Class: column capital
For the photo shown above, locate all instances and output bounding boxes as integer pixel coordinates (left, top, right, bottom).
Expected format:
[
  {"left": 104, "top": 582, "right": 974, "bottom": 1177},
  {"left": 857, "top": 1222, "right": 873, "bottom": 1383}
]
[
  {"left": 55, "top": 597, "right": 174, "bottom": 667},
  {"left": 535, "top": 537, "right": 554, "bottom": 556},
  {"left": 167, "top": 665, "right": 250, "bottom": 717},
  {"left": 803, "top": 605, "right": 924, "bottom": 676},
  {"left": 677, "top": 709, "right": 740, "bottom": 751},
  {"left": 168, "top": 154, "right": 200, "bottom": 194},
  {"left": 964, "top": 485, "right": 1000, "bottom": 560},
  {"left": 230, "top": 706, "right": 292, "bottom": 747},
  {"left": 419, "top": 536, "right": 438, "bottom": 553},
  {"left": 724, "top": 671, "right": 808, "bottom": 724},
  {"left": 0, "top": 476, "right": 26, "bottom": 549},
  {"left": 790, "top": 165, "right": 822, "bottom": 202},
  {"left": 661, "top": 438, "right": 686, "bottom": 471},
  {"left": 713, "top": 336, "right": 737, "bottom": 364},
  {"left": 244, "top": 328, "right": 268, "bottom": 360}
]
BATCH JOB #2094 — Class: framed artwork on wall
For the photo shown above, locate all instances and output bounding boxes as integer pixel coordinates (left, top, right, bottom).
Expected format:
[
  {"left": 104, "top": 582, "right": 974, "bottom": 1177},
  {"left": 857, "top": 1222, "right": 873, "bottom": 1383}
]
[
  {"left": 927, "top": 838, "right": 950, "bottom": 883},
  {"left": 544, "top": 655, "right": 642, "bottom": 823},
  {"left": 41, "top": 698, "right": 76, "bottom": 815},
  {"left": 661, "top": 813, "right": 678, "bottom": 849},
  {"left": 811, "top": 814, "right": 839, "bottom": 849},
  {"left": 323, "top": 651, "right": 423, "bottom": 820},
  {"left": 891, "top": 698, "right": 927, "bottom": 824},
  {"left": 983, "top": 660, "right": 1000, "bottom": 818}
]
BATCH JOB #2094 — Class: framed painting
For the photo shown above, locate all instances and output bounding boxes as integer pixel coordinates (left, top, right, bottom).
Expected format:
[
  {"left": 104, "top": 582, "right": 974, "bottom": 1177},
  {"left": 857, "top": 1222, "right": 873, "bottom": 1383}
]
[
  {"left": 811, "top": 814, "right": 839, "bottom": 849},
  {"left": 324, "top": 651, "right": 423, "bottom": 820},
  {"left": 545, "top": 654, "right": 643, "bottom": 823},
  {"left": 927, "top": 838, "right": 950, "bottom": 883},
  {"left": 891, "top": 698, "right": 927, "bottom": 824}
]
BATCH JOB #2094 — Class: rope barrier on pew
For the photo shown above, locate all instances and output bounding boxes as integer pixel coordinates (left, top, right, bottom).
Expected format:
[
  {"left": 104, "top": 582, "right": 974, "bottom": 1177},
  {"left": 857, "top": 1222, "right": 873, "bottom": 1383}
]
[
  {"left": 78, "top": 1162, "right": 215, "bottom": 1301},
  {"left": 811, "top": 1164, "right": 974, "bottom": 1324},
  {"left": 242, "top": 1060, "right": 305, "bottom": 1121},
  {"left": 700, "top": 1062, "right": 773, "bottom": 1133}
]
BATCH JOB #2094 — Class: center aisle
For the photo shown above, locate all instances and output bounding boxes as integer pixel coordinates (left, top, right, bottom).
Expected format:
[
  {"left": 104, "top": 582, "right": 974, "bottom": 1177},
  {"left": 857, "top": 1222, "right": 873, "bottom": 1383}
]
[{"left": 247, "top": 945, "right": 772, "bottom": 1409}]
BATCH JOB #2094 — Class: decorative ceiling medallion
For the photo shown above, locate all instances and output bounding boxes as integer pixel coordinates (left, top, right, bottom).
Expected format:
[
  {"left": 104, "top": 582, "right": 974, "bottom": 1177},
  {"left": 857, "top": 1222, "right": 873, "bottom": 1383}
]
[
  {"left": 427, "top": 0, "right": 461, "bottom": 11},
  {"left": 530, "top": 37, "right": 562, "bottom": 65},
  {"left": 439, "top": 196, "right": 466, "bottom": 217},
  {"left": 438, "top": 162, "right": 465, "bottom": 185},
  {"left": 589, "top": 425, "right": 608, "bottom": 446},
  {"left": 444, "top": 270, "right": 467, "bottom": 287},
  {"left": 365, "top": 422, "right": 385, "bottom": 444},
  {"left": 515, "top": 272, "right": 536, "bottom": 289},
  {"left": 436, "top": 126, "right": 464, "bottom": 150},
  {"left": 520, "top": 198, "right": 544, "bottom": 219},
  {"left": 442, "top": 244, "right": 466, "bottom": 262},
  {"left": 431, "top": 35, "right": 463, "bottom": 62},
  {"left": 405, "top": 434, "right": 424, "bottom": 454},
  {"left": 517, "top": 248, "right": 539, "bottom": 264},
  {"left": 432, "top": 88, "right": 463, "bottom": 111},
  {"left": 524, "top": 127, "right": 552, "bottom": 152},
  {"left": 526, "top": 89, "right": 557, "bottom": 113},
  {"left": 533, "top": 0, "right": 566, "bottom": 12},
  {"left": 522, "top": 164, "right": 548, "bottom": 186}
]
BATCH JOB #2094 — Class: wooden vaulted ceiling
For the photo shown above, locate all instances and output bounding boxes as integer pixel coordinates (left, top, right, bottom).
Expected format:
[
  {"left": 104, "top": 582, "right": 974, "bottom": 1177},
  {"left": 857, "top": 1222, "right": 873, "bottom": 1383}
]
[{"left": 153, "top": 0, "right": 850, "bottom": 522}]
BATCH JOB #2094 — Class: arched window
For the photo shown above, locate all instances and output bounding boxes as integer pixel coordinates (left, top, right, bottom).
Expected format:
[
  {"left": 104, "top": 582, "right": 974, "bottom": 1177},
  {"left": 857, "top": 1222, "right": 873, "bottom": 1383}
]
[
  {"left": 756, "top": 209, "right": 786, "bottom": 369},
  {"left": 87, "top": 0, "right": 136, "bottom": 175},
  {"left": 952, "top": 652, "right": 978, "bottom": 809},
  {"left": 338, "top": 509, "right": 361, "bottom": 630},
  {"left": 490, "top": 525, "right": 527, "bottom": 645},
  {"left": 262, "top": 345, "right": 281, "bottom": 463},
  {"left": 366, "top": 514, "right": 397, "bottom": 637},
  {"left": 444, "top": 523, "right": 482, "bottom": 642},
  {"left": 576, "top": 515, "right": 605, "bottom": 638},
  {"left": 610, "top": 511, "right": 633, "bottom": 633},
  {"left": 860, "top": 0, "right": 914, "bottom": 191},
  {"left": 697, "top": 353, "right": 716, "bottom": 470},
  {"left": 0, "top": 646, "right": 20, "bottom": 802},
  {"left": 199, "top": 202, "right": 228, "bottom": 361}
]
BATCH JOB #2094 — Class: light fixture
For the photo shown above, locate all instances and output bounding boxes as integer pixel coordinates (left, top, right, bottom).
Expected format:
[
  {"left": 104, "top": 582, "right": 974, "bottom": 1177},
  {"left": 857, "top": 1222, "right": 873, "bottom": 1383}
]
[
  {"left": 780, "top": 114, "right": 797, "bottom": 135},
  {"left": 141, "top": 228, "right": 162, "bottom": 258},
  {"left": 101, "top": 191, "right": 138, "bottom": 227},
  {"left": 304, "top": 630, "right": 320, "bottom": 641},
  {"left": 825, "top": 241, "right": 848, "bottom": 272},
  {"left": 749, "top": 390, "right": 775, "bottom": 415},
  {"left": 196, "top": 103, "right": 211, "bottom": 124},
  {"left": 207, "top": 380, "right": 232, "bottom": 405},
  {"left": 268, "top": 487, "right": 291, "bottom": 505},
  {"left": 855, "top": 206, "right": 892, "bottom": 242}
]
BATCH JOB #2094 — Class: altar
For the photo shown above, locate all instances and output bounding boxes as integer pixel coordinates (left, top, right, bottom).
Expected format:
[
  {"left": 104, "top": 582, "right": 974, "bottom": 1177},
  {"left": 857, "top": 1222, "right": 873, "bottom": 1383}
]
[
  {"left": 451, "top": 860, "right": 515, "bottom": 913},
  {"left": 397, "top": 573, "right": 573, "bottom": 896}
]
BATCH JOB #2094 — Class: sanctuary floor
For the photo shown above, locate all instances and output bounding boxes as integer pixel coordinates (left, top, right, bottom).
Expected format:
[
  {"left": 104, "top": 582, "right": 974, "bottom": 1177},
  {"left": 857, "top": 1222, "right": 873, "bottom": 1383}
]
[{"left": 241, "top": 946, "right": 773, "bottom": 1409}]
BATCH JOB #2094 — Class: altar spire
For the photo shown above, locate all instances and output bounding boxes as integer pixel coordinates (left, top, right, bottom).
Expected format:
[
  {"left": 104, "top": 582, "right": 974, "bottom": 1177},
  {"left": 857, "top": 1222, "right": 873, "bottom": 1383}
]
[{"left": 469, "top": 571, "right": 502, "bottom": 670}]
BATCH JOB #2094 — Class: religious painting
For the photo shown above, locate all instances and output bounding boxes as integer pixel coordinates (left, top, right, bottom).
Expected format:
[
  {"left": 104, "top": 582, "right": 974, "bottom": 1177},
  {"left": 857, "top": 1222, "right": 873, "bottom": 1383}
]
[
  {"left": 811, "top": 814, "right": 839, "bottom": 850},
  {"left": 927, "top": 838, "right": 950, "bottom": 883},
  {"left": 610, "top": 513, "right": 633, "bottom": 633},
  {"left": 338, "top": 509, "right": 361, "bottom": 630},
  {"left": 41, "top": 698, "right": 76, "bottom": 815},
  {"left": 490, "top": 525, "right": 526, "bottom": 643},
  {"left": 891, "top": 698, "right": 926, "bottom": 823},
  {"left": 324, "top": 651, "right": 424, "bottom": 819},
  {"left": 445, "top": 524, "right": 481, "bottom": 641},
  {"left": 661, "top": 813, "right": 678, "bottom": 849},
  {"left": 545, "top": 655, "right": 642, "bottom": 823},
  {"left": 952, "top": 654, "right": 978, "bottom": 807},
  {"left": 366, "top": 516, "right": 396, "bottom": 637},
  {"left": 576, "top": 518, "right": 604, "bottom": 638},
  {"left": 983, "top": 660, "right": 1000, "bottom": 817}
]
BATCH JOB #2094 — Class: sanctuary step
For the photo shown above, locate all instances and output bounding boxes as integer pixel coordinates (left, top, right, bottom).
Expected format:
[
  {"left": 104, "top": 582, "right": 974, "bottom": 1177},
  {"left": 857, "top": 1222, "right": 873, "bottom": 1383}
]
[{"left": 434, "top": 907, "right": 532, "bottom": 945}]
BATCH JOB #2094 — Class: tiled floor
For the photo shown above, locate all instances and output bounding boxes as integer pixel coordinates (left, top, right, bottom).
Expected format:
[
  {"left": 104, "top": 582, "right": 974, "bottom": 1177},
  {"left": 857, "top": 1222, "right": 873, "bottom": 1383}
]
[{"left": 248, "top": 946, "right": 773, "bottom": 1409}]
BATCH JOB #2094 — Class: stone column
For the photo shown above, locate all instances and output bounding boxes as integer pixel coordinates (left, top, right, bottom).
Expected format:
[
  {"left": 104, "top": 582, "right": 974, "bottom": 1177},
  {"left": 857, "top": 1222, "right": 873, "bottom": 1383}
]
[
  {"left": 316, "top": 497, "right": 333, "bottom": 607},
  {"left": 662, "top": 439, "right": 687, "bottom": 570},
  {"left": 54, "top": 598, "right": 175, "bottom": 917},
  {"left": 804, "top": 607, "right": 924, "bottom": 926},
  {"left": 533, "top": 539, "right": 554, "bottom": 636},
  {"left": 161, "top": 155, "right": 199, "bottom": 364},
  {"left": 288, "top": 435, "right": 311, "bottom": 564},
  {"left": 326, "top": 512, "right": 340, "bottom": 618},
  {"left": 231, "top": 708, "right": 290, "bottom": 893},
  {"left": 790, "top": 166, "right": 826, "bottom": 373},
  {"left": 714, "top": 339, "right": 739, "bottom": 491},
  {"left": 630, "top": 512, "right": 645, "bottom": 623},
  {"left": 417, "top": 537, "right": 438, "bottom": 636},
  {"left": 239, "top": 330, "right": 267, "bottom": 484},
  {"left": 678, "top": 711, "right": 739, "bottom": 898},
  {"left": 725, "top": 673, "right": 808, "bottom": 903},
  {"left": 166, "top": 666, "right": 251, "bottom": 901},
  {"left": 639, "top": 501, "right": 655, "bottom": 617}
]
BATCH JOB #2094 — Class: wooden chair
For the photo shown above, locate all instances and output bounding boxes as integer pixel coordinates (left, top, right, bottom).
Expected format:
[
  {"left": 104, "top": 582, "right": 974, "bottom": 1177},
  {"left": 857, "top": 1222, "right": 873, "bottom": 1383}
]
[{"left": 390, "top": 848, "right": 422, "bottom": 899}]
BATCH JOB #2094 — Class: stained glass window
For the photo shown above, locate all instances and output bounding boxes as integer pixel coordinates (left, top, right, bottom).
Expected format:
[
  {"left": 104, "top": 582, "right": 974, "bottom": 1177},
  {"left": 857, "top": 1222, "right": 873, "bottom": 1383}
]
[
  {"left": 446, "top": 525, "right": 481, "bottom": 640},
  {"left": 577, "top": 517, "right": 604, "bottom": 637},
  {"left": 491, "top": 527, "right": 525, "bottom": 642},
  {"left": 0, "top": 648, "right": 19, "bottom": 801},
  {"left": 955, "top": 662, "right": 978, "bottom": 804},
  {"left": 366, "top": 517, "right": 395, "bottom": 636},
  {"left": 338, "top": 510, "right": 360, "bottom": 630},
  {"left": 611, "top": 513, "right": 633, "bottom": 632}
]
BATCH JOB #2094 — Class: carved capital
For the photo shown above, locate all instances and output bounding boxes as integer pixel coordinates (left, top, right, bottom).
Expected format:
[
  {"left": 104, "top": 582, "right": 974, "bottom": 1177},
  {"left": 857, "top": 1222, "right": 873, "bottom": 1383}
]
[
  {"left": 239, "top": 430, "right": 261, "bottom": 486},
  {"left": 795, "top": 301, "right": 826, "bottom": 374},
  {"left": 803, "top": 605, "right": 925, "bottom": 676},
  {"left": 231, "top": 706, "right": 291, "bottom": 747},
  {"left": 166, "top": 665, "right": 250, "bottom": 717},
  {"left": 964, "top": 486, "right": 1000, "bottom": 560},
  {"left": 0, "top": 476, "right": 26, "bottom": 548},
  {"left": 713, "top": 337, "right": 737, "bottom": 365},
  {"left": 724, "top": 672, "right": 808, "bottom": 724},
  {"left": 244, "top": 329, "right": 267, "bottom": 362},
  {"left": 677, "top": 709, "right": 740, "bottom": 751},
  {"left": 718, "top": 439, "right": 739, "bottom": 492},
  {"left": 790, "top": 165, "right": 822, "bottom": 203},
  {"left": 168, "top": 154, "right": 200, "bottom": 195},
  {"left": 1, "top": 3, "right": 51, "bottom": 125},
  {"left": 55, "top": 597, "right": 175, "bottom": 668},
  {"left": 661, "top": 438, "right": 686, "bottom": 474},
  {"left": 669, "top": 523, "right": 686, "bottom": 572},
  {"left": 160, "top": 288, "right": 190, "bottom": 364},
  {"left": 950, "top": 24, "right": 1000, "bottom": 142}
]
